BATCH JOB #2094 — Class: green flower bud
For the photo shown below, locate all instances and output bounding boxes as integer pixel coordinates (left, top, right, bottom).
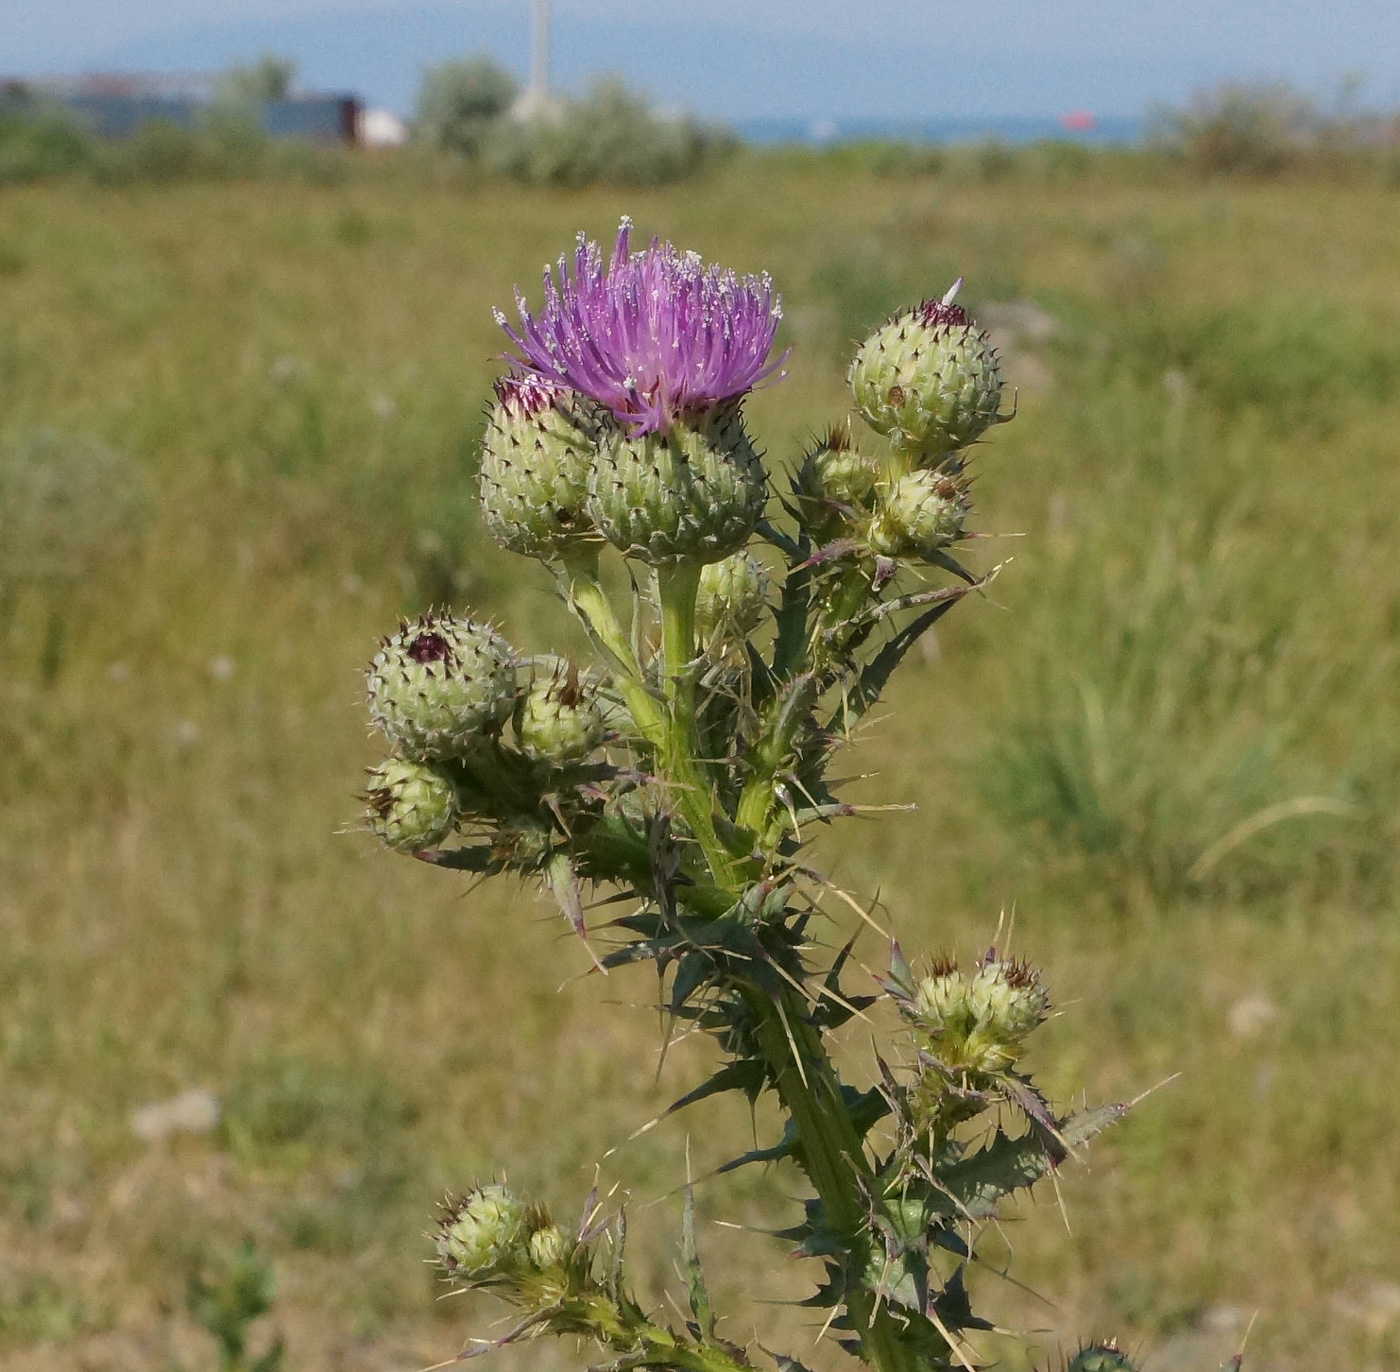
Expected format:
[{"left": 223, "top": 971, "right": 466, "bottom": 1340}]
[
  {"left": 793, "top": 425, "right": 882, "bottom": 543},
  {"left": 478, "top": 375, "right": 608, "bottom": 560},
  {"left": 367, "top": 614, "right": 517, "bottom": 760},
  {"left": 967, "top": 956, "right": 1050, "bottom": 1043},
  {"left": 363, "top": 757, "right": 460, "bottom": 853},
  {"left": 907, "top": 954, "right": 1048, "bottom": 1074},
  {"left": 696, "top": 552, "right": 770, "bottom": 647},
  {"left": 867, "top": 469, "right": 970, "bottom": 560},
  {"left": 493, "top": 819, "right": 554, "bottom": 871},
  {"left": 912, "top": 962, "right": 975, "bottom": 1040},
  {"left": 515, "top": 661, "right": 606, "bottom": 763},
  {"left": 527, "top": 1223, "right": 570, "bottom": 1271},
  {"left": 436, "top": 1184, "right": 529, "bottom": 1281},
  {"left": 849, "top": 295, "right": 1003, "bottom": 460},
  {"left": 1066, "top": 1343, "right": 1139, "bottom": 1372},
  {"left": 587, "top": 405, "right": 766, "bottom": 565}
]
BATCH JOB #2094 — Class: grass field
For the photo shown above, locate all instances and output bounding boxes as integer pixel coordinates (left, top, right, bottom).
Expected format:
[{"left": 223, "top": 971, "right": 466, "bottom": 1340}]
[{"left": 1, "top": 151, "right": 1399, "bottom": 1372}]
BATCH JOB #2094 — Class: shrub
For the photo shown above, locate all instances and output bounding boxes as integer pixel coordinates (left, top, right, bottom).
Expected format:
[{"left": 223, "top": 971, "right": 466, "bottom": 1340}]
[
  {"left": 0, "top": 102, "right": 92, "bottom": 185},
  {"left": 486, "top": 80, "right": 721, "bottom": 186},
  {"left": 214, "top": 53, "right": 296, "bottom": 107},
  {"left": 414, "top": 54, "right": 519, "bottom": 158}
]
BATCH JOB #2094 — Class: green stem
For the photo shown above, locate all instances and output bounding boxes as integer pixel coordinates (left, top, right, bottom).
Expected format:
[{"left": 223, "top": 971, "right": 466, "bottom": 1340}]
[
  {"left": 746, "top": 986, "right": 919, "bottom": 1372},
  {"left": 655, "top": 560, "right": 745, "bottom": 888},
  {"left": 560, "top": 549, "right": 667, "bottom": 754},
  {"left": 570, "top": 559, "right": 917, "bottom": 1372}
]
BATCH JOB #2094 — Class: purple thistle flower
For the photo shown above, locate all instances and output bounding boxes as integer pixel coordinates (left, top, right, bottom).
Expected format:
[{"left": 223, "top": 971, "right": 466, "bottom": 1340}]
[{"left": 495, "top": 220, "right": 787, "bottom": 436}]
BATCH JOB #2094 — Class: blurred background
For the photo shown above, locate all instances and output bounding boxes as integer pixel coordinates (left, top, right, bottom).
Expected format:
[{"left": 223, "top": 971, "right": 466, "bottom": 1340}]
[{"left": 1, "top": 3, "right": 1399, "bottom": 1370}]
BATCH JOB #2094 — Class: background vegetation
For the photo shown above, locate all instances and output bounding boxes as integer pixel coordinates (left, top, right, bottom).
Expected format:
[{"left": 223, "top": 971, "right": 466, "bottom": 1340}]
[{"left": 1, "top": 140, "right": 1398, "bottom": 1371}]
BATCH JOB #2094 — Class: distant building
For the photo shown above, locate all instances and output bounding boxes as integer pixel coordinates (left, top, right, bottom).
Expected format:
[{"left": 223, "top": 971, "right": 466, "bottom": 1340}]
[
  {"left": 1, "top": 72, "right": 361, "bottom": 145},
  {"left": 357, "top": 107, "right": 409, "bottom": 148}
]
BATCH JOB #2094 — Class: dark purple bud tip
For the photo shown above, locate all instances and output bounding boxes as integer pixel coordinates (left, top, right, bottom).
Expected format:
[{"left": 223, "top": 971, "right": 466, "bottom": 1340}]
[
  {"left": 408, "top": 632, "right": 452, "bottom": 664},
  {"left": 493, "top": 372, "right": 567, "bottom": 417},
  {"left": 914, "top": 299, "right": 971, "bottom": 330}
]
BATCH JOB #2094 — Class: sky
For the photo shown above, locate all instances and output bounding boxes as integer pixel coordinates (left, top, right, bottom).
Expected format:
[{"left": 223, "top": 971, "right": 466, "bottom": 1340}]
[{"left": 3, "top": 0, "right": 1398, "bottom": 121}]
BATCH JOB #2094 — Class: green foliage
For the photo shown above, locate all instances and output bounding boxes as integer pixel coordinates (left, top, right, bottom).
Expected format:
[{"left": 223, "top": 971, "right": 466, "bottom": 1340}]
[
  {"left": 187, "top": 1242, "right": 284, "bottom": 1372},
  {"left": 0, "top": 101, "right": 92, "bottom": 185},
  {"left": 414, "top": 53, "right": 520, "bottom": 157},
  {"left": 0, "top": 429, "right": 146, "bottom": 600},
  {"left": 215, "top": 53, "right": 297, "bottom": 108}
]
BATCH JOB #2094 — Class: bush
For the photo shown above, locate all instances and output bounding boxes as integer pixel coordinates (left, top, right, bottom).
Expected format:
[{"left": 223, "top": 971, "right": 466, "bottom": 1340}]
[
  {"left": 0, "top": 102, "right": 92, "bottom": 185},
  {"left": 214, "top": 52, "right": 296, "bottom": 107},
  {"left": 1153, "top": 82, "right": 1318, "bottom": 175},
  {"left": 95, "top": 117, "right": 202, "bottom": 183},
  {"left": 414, "top": 54, "right": 519, "bottom": 158},
  {"left": 485, "top": 79, "right": 726, "bottom": 187}
]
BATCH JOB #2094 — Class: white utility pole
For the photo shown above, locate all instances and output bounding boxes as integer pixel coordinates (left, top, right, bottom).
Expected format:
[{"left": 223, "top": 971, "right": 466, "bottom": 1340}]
[{"left": 528, "top": 0, "right": 551, "bottom": 108}]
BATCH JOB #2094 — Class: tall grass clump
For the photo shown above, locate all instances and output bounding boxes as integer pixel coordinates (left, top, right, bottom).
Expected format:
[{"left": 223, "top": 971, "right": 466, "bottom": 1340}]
[{"left": 978, "top": 352, "right": 1378, "bottom": 898}]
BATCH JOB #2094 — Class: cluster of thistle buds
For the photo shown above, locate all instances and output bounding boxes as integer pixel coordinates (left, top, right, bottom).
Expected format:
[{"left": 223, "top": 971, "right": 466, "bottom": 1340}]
[{"left": 352, "top": 222, "right": 1221, "bottom": 1372}]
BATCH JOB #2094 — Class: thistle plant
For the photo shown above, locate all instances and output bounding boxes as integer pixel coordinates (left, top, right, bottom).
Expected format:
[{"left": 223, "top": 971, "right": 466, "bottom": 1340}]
[{"left": 358, "top": 221, "right": 1159, "bottom": 1372}]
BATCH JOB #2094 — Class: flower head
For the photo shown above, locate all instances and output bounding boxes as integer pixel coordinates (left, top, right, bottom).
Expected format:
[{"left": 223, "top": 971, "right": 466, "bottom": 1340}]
[{"left": 497, "top": 220, "right": 786, "bottom": 435}]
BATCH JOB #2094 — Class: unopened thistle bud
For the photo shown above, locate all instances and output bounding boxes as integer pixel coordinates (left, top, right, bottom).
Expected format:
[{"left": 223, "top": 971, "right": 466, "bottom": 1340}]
[
  {"left": 479, "top": 375, "right": 608, "bottom": 560},
  {"left": 436, "top": 1185, "right": 530, "bottom": 1281},
  {"left": 363, "top": 757, "right": 460, "bottom": 852},
  {"left": 696, "top": 552, "right": 770, "bottom": 646},
  {"left": 527, "top": 1222, "right": 571, "bottom": 1271},
  {"left": 912, "top": 961, "right": 975, "bottom": 1040},
  {"left": 967, "top": 955, "right": 1051, "bottom": 1043},
  {"left": 867, "top": 469, "right": 970, "bottom": 560},
  {"left": 515, "top": 661, "right": 606, "bottom": 763},
  {"left": 849, "top": 293, "right": 1003, "bottom": 460},
  {"left": 587, "top": 406, "right": 766, "bottom": 565},
  {"left": 1066, "top": 1343, "right": 1139, "bottom": 1372},
  {"left": 904, "top": 953, "right": 1049, "bottom": 1074},
  {"left": 367, "top": 614, "right": 517, "bottom": 760},
  {"left": 793, "top": 426, "right": 881, "bottom": 542}
]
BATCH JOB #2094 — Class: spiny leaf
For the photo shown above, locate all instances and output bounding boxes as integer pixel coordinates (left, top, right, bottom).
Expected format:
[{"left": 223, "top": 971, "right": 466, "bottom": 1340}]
[
  {"left": 833, "top": 597, "right": 966, "bottom": 732},
  {"left": 932, "top": 1103, "right": 1128, "bottom": 1219},
  {"left": 717, "top": 1118, "right": 801, "bottom": 1174},
  {"left": 666, "top": 1059, "right": 768, "bottom": 1117},
  {"left": 682, "top": 1182, "right": 714, "bottom": 1338},
  {"left": 416, "top": 845, "right": 497, "bottom": 872}
]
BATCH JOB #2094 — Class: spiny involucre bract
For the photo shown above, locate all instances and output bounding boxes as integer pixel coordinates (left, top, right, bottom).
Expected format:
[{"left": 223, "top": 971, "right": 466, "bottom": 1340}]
[
  {"left": 587, "top": 404, "right": 766, "bottom": 564},
  {"left": 478, "top": 373, "right": 609, "bottom": 560},
  {"left": 436, "top": 1185, "right": 530, "bottom": 1281},
  {"left": 515, "top": 661, "right": 606, "bottom": 762},
  {"left": 367, "top": 614, "right": 516, "bottom": 760},
  {"left": 867, "top": 468, "right": 971, "bottom": 560},
  {"left": 850, "top": 295, "right": 1003, "bottom": 460},
  {"left": 363, "top": 757, "right": 460, "bottom": 852},
  {"left": 1065, "top": 1342, "right": 1140, "bottom": 1372}
]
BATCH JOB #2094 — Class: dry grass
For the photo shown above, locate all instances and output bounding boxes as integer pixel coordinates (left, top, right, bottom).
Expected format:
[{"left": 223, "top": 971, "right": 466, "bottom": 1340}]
[{"left": 1, "top": 154, "right": 1399, "bottom": 1370}]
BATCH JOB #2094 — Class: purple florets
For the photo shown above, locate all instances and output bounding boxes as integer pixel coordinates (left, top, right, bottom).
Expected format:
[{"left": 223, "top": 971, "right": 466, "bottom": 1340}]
[{"left": 496, "top": 220, "right": 786, "bottom": 436}]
